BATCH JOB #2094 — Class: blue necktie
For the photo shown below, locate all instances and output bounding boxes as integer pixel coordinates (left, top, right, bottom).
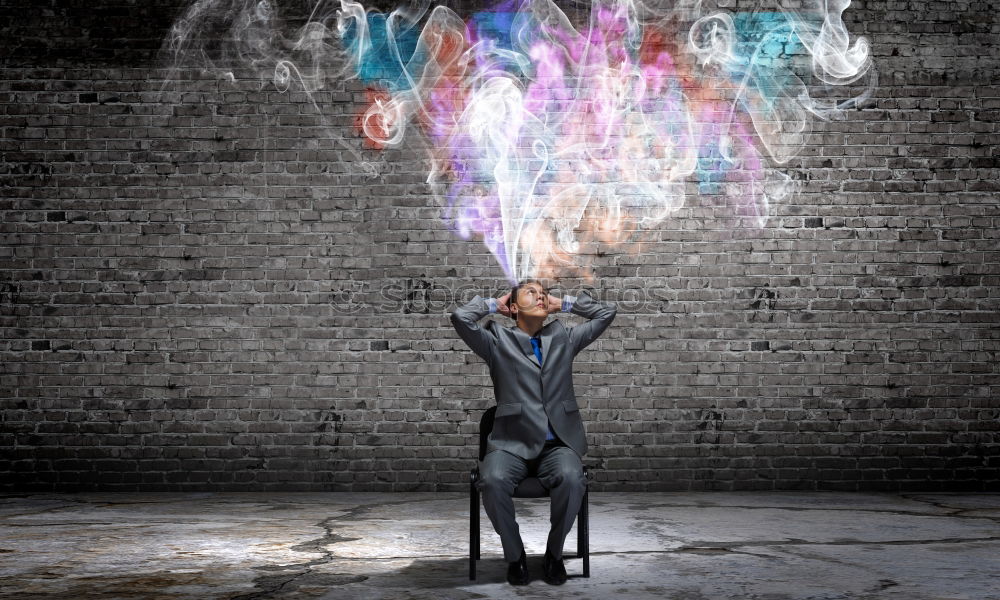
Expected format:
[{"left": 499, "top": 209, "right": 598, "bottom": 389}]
[{"left": 530, "top": 336, "right": 556, "bottom": 441}]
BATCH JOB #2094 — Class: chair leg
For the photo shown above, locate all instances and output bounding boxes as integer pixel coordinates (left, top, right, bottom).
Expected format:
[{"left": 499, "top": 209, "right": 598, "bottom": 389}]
[
  {"left": 580, "top": 486, "right": 590, "bottom": 577},
  {"left": 470, "top": 469, "right": 479, "bottom": 580}
]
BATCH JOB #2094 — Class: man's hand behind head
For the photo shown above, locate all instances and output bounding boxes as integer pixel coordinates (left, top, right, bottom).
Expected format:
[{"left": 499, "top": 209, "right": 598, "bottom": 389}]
[
  {"left": 546, "top": 294, "right": 563, "bottom": 315},
  {"left": 496, "top": 292, "right": 513, "bottom": 318}
]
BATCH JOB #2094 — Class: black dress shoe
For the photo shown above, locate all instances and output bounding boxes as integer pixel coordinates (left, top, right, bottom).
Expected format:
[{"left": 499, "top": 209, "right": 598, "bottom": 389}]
[
  {"left": 506, "top": 550, "right": 529, "bottom": 586},
  {"left": 543, "top": 550, "right": 567, "bottom": 585}
]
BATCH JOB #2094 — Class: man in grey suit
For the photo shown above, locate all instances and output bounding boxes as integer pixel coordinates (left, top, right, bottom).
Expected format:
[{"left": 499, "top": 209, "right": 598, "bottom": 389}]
[{"left": 450, "top": 279, "right": 617, "bottom": 585}]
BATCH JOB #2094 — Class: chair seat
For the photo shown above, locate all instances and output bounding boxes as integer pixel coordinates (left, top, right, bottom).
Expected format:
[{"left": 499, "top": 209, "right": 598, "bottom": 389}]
[{"left": 512, "top": 476, "right": 548, "bottom": 498}]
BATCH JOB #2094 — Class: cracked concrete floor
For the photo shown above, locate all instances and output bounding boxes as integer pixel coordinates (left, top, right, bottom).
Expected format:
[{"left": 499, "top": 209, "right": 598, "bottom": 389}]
[{"left": 0, "top": 492, "right": 998, "bottom": 600}]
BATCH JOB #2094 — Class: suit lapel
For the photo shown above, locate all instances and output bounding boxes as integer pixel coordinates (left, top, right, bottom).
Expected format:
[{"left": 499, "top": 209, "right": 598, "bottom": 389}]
[
  {"left": 510, "top": 322, "right": 557, "bottom": 369},
  {"left": 511, "top": 326, "right": 540, "bottom": 368},
  {"left": 539, "top": 325, "right": 557, "bottom": 372}
]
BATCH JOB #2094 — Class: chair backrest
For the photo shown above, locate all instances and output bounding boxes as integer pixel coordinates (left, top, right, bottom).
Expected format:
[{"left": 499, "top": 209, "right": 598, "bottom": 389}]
[{"left": 478, "top": 406, "right": 497, "bottom": 462}]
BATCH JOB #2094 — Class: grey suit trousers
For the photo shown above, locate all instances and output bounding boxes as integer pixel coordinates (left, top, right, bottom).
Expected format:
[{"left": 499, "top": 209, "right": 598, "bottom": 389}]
[{"left": 476, "top": 440, "right": 587, "bottom": 562}]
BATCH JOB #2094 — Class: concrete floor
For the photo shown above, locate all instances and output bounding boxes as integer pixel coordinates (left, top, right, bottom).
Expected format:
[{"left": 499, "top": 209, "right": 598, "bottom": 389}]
[{"left": 0, "top": 492, "right": 998, "bottom": 600}]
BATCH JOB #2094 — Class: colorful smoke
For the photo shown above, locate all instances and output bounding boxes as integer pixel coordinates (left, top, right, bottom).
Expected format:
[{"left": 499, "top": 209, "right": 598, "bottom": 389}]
[{"left": 163, "top": 0, "right": 875, "bottom": 284}]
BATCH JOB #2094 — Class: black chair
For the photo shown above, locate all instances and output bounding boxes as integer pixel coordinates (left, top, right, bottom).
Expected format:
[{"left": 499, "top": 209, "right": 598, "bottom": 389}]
[{"left": 469, "top": 405, "right": 591, "bottom": 580}]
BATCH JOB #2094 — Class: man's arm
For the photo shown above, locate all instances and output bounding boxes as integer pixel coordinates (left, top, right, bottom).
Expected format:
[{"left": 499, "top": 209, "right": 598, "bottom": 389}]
[
  {"left": 565, "top": 290, "right": 617, "bottom": 356},
  {"left": 449, "top": 295, "right": 499, "bottom": 364}
]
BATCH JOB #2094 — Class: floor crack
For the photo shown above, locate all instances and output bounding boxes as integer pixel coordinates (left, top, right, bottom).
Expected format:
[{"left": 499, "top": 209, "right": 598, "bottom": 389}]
[{"left": 231, "top": 496, "right": 438, "bottom": 599}]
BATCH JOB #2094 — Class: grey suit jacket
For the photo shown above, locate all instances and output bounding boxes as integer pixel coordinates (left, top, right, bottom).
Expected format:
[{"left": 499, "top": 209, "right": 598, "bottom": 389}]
[{"left": 450, "top": 290, "right": 617, "bottom": 460}]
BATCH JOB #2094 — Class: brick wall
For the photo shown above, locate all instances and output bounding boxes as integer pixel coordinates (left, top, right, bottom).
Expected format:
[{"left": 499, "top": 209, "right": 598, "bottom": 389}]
[{"left": 1, "top": 0, "right": 997, "bottom": 492}]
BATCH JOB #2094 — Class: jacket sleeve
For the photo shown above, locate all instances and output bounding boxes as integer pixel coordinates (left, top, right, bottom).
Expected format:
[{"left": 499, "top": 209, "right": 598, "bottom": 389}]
[
  {"left": 566, "top": 290, "right": 617, "bottom": 356},
  {"left": 449, "top": 294, "right": 499, "bottom": 364}
]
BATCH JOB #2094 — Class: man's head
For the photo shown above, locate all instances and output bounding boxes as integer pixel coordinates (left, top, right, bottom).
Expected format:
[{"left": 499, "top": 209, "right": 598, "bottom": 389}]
[{"left": 507, "top": 279, "right": 549, "bottom": 323}]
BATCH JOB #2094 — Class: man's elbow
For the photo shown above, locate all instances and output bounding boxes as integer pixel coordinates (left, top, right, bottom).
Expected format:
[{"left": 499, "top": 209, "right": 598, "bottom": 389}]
[{"left": 450, "top": 311, "right": 472, "bottom": 330}]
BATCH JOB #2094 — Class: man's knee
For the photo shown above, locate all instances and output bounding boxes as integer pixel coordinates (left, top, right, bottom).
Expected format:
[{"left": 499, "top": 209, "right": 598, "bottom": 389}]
[
  {"left": 546, "top": 455, "right": 586, "bottom": 491},
  {"left": 558, "top": 465, "right": 586, "bottom": 491},
  {"left": 478, "top": 456, "right": 519, "bottom": 497},
  {"left": 479, "top": 471, "right": 514, "bottom": 495}
]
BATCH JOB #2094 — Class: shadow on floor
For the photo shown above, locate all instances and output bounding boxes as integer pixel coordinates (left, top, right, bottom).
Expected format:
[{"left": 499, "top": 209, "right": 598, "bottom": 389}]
[{"left": 231, "top": 554, "right": 589, "bottom": 599}]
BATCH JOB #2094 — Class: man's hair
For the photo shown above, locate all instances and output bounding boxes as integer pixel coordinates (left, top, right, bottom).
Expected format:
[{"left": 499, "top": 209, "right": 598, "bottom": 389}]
[{"left": 507, "top": 279, "right": 548, "bottom": 320}]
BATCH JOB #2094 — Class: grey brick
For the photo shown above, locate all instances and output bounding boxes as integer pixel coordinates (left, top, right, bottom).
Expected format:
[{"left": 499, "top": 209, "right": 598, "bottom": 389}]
[{"left": 0, "top": 0, "right": 997, "bottom": 492}]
